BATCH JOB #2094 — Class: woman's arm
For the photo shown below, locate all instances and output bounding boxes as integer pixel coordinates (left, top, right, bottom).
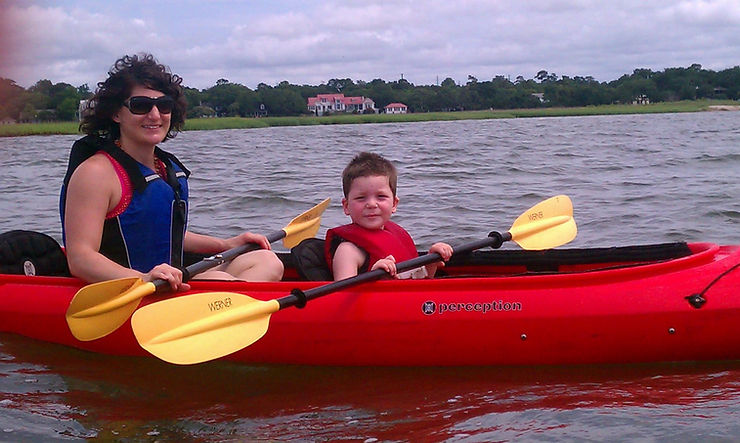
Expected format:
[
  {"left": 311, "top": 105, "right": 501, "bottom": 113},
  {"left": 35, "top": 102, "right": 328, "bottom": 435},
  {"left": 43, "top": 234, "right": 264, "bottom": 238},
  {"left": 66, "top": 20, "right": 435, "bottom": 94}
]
[
  {"left": 184, "top": 231, "right": 272, "bottom": 255},
  {"left": 64, "top": 155, "right": 188, "bottom": 290},
  {"left": 64, "top": 155, "right": 143, "bottom": 282}
]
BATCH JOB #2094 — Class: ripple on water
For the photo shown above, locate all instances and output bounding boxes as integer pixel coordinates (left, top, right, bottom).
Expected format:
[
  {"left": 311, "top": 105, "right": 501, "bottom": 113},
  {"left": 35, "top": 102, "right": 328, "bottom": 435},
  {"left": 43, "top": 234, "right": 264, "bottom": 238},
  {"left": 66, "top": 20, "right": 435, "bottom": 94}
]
[{"left": 2, "top": 112, "right": 740, "bottom": 440}]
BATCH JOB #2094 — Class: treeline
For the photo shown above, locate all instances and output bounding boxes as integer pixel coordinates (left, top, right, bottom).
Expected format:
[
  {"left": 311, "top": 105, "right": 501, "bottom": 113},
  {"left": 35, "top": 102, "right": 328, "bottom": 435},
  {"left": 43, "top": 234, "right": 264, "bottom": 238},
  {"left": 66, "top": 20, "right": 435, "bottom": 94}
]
[
  {"left": 1, "top": 64, "right": 738, "bottom": 122},
  {"left": 0, "top": 79, "right": 91, "bottom": 122}
]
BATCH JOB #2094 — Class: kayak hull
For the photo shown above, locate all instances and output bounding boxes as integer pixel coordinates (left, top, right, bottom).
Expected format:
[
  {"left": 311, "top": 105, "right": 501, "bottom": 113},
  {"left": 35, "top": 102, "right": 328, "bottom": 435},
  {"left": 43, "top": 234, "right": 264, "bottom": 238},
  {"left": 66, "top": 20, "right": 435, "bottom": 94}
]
[{"left": 2, "top": 242, "right": 740, "bottom": 366}]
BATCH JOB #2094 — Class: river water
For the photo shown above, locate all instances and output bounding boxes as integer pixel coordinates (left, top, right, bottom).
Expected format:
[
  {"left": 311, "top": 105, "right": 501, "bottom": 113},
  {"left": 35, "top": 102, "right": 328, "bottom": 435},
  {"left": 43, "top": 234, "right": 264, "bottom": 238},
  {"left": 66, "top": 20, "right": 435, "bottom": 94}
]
[{"left": 1, "top": 112, "right": 740, "bottom": 441}]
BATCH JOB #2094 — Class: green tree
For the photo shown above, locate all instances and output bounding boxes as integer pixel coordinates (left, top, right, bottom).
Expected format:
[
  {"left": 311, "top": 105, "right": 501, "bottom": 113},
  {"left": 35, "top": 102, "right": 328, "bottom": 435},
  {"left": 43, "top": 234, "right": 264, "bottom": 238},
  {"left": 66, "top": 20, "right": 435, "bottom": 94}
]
[
  {"left": 57, "top": 97, "right": 80, "bottom": 120},
  {"left": 367, "top": 79, "right": 395, "bottom": 109},
  {"left": 404, "top": 87, "right": 436, "bottom": 112},
  {"left": 440, "top": 77, "right": 456, "bottom": 88},
  {"left": 19, "top": 103, "right": 37, "bottom": 122},
  {"left": 0, "top": 78, "right": 25, "bottom": 119},
  {"left": 234, "top": 88, "right": 260, "bottom": 116},
  {"left": 183, "top": 87, "right": 203, "bottom": 117},
  {"left": 258, "top": 85, "right": 305, "bottom": 116},
  {"left": 2, "top": 63, "right": 738, "bottom": 120},
  {"left": 390, "top": 78, "right": 413, "bottom": 90},
  {"left": 77, "top": 83, "right": 92, "bottom": 98},
  {"left": 202, "top": 81, "right": 253, "bottom": 116},
  {"left": 49, "top": 83, "right": 79, "bottom": 109},
  {"left": 327, "top": 78, "right": 354, "bottom": 92},
  {"left": 189, "top": 105, "right": 216, "bottom": 118},
  {"left": 29, "top": 79, "right": 53, "bottom": 96},
  {"left": 716, "top": 66, "right": 740, "bottom": 99}
]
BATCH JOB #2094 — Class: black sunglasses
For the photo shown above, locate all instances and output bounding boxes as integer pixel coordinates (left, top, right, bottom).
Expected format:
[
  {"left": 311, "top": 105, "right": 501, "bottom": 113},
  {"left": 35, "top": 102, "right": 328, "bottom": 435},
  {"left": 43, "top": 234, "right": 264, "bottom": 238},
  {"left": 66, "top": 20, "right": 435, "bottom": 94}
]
[{"left": 123, "top": 95, "right": 175, "bottom": 115}]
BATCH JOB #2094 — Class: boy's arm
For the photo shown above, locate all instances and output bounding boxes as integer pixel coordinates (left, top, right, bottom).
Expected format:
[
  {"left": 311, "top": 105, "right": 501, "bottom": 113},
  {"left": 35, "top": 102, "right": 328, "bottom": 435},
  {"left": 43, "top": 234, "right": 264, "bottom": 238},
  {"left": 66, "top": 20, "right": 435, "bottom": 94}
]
[{"left": 332, "top": 241, "right": 368, "bottom": 280}]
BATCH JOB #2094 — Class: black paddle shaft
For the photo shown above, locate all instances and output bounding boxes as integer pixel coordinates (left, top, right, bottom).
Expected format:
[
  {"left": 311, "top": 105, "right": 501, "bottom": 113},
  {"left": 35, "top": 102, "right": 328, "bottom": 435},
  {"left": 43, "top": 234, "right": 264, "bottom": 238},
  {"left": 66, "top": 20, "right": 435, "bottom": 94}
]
[
  {"left": 153, "top": 230, "right": 287, "bottom": 291},
  {"left": 280, "top": 230, "right": 511, "bottom": 310}
]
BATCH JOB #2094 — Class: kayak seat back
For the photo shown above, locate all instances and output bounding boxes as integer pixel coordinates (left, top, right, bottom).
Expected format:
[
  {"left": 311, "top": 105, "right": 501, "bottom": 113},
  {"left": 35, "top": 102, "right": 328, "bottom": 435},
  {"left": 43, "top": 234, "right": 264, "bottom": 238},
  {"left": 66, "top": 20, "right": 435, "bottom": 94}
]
[
  {"left": 0, "top": 230, "right": 70, "bottom": 277},
  {"left": 291, "top": 238, "right": 332, "bottom": 281}
]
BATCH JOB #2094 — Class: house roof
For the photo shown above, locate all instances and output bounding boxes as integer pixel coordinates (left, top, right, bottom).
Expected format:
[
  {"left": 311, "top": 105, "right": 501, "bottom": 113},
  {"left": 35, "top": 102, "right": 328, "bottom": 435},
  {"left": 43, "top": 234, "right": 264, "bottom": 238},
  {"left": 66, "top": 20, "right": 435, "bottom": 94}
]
[
  {"left": 385, "top": 103, "right": 407, "bottom": 108},
  {"left": 317, "top": 93, "right": 345, "bottom": 102},
  {"left": 307, "top": 93, "right": 374, "bottom": 106}
]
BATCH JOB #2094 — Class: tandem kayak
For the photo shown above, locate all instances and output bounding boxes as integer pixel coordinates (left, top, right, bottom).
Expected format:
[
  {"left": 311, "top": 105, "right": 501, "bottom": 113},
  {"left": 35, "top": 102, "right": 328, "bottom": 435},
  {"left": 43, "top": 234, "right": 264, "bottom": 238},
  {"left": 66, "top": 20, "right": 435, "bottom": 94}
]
[{"left": 2, "top": 240, "right": 740, "bottom": 366}]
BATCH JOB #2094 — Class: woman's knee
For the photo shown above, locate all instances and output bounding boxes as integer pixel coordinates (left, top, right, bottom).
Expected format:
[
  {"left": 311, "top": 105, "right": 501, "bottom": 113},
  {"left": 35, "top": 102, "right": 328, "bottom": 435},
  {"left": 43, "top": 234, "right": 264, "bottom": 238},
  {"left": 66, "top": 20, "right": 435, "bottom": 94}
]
[
  {"left": 258, "top": 250, "right": 284, "bottom": 280},
  {"left": 232, "top": 249, "right": 284, "bottom": 281}
]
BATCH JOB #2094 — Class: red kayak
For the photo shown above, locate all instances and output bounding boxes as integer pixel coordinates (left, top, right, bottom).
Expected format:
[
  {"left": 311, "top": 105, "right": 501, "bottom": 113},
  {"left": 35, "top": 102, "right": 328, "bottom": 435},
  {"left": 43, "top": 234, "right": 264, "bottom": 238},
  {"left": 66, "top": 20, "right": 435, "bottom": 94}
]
[{"left": 2, "top": 240, "right": 740, "bottom": 366}]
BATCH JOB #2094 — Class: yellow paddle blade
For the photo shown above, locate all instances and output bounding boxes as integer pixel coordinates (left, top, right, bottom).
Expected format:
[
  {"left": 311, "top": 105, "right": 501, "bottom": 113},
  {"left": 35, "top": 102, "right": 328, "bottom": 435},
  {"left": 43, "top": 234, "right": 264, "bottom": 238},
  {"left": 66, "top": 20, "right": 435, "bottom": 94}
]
[
  {"left": 131, "top": 292, "right": 281, "bottom": 365},
  {"left": 509, "top": 195, "right": 577, "bottom": 250},
  {"left": 282, "top": 198, "right": 331, "bottom": 248},
  {"left": 66, "top": 277, "right": 155, "bottom": 341}
]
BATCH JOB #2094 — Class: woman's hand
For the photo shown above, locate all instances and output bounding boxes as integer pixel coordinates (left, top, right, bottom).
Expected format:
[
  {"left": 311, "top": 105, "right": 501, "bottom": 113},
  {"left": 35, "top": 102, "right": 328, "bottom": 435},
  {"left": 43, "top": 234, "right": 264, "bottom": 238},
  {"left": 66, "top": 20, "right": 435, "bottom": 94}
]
[
  {"left": 371, "top": 254, "right": 397, "bottom": 277},
  {"left": 227, "top": 232, "right": 272, "bottom": 250},
  {"left": 143, "top": 263, "right": 191, "bottom": 291}
]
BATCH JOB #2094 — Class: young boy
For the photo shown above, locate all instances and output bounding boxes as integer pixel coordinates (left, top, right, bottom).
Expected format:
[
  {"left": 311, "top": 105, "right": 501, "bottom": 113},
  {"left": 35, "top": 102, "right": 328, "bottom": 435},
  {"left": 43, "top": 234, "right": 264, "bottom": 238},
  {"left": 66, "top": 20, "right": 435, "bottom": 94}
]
[{"left": 325, "top": 152, "right": 453, "bottom": 280}]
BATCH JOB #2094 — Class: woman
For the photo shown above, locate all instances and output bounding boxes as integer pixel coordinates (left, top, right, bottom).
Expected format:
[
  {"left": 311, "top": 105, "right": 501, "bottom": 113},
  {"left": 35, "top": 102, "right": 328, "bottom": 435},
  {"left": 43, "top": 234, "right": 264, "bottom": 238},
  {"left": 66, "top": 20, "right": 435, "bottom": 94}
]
[{"left": 60, "top": 54, "right": 283, "bottom": 290}]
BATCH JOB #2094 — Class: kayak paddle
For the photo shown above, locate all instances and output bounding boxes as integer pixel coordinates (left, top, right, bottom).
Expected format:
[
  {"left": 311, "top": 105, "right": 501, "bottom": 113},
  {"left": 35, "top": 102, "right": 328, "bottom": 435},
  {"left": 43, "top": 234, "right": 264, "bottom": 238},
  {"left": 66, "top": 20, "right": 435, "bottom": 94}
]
[
  {"left": 65, "top": 198, "right": 331, "bottom": 341},
  {"left": 131, "top": 194, "right": 576, "bottom": 365}
]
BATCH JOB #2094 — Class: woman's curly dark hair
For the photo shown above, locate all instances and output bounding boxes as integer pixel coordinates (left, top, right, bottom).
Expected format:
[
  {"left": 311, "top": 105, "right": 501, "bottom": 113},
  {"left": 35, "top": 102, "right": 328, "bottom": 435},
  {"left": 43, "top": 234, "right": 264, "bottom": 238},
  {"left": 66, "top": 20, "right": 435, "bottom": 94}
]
[{"left": 79, "top": 53, "right": 186, "bottom": 141}]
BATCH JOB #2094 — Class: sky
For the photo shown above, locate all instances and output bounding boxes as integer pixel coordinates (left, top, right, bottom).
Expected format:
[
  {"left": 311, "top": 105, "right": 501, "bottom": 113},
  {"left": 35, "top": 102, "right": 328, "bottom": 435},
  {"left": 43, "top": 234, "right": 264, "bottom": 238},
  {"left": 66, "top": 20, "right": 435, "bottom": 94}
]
[{"left": 1, "top": 0, "right": 739, "bottom": 91}]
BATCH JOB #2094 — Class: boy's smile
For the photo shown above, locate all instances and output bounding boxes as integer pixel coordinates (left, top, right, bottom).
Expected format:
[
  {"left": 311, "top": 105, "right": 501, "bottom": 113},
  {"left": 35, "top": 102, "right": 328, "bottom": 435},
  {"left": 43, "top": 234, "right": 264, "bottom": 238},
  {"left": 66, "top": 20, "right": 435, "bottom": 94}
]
[{"left": 342, "top": 175, "right": 399, "bottom": 230}]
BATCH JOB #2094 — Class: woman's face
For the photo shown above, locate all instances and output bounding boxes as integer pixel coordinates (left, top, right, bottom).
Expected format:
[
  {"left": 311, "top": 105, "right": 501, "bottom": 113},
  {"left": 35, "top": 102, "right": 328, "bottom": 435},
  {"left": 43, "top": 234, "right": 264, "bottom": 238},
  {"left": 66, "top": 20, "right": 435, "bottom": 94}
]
[{"left": 113, "top": 85, "right": 171, "bottom": 149}]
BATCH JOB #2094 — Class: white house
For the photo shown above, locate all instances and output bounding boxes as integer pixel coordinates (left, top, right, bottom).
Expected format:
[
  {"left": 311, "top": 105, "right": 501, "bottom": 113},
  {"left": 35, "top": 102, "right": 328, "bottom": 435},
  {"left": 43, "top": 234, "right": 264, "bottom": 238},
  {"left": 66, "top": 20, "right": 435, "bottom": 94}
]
[
  {"left": 632, "top": 94, "right": 650, "bottom": 105},
  {"left": 78, "top": 99, "right": 91, "bottom": 121},
  {"left": 307, "top": 93, "right": 376, "bottom": 116},
  {"left": 384, "top": 103, "right": 408, "bottom": 114}
]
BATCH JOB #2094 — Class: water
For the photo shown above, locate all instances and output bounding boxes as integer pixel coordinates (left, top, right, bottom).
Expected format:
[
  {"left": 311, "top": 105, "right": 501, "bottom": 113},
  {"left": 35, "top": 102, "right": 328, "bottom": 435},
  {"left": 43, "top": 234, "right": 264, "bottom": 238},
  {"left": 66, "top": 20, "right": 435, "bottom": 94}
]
[{"left": 1, "top": 111, "right": 740, "bottom": 441}]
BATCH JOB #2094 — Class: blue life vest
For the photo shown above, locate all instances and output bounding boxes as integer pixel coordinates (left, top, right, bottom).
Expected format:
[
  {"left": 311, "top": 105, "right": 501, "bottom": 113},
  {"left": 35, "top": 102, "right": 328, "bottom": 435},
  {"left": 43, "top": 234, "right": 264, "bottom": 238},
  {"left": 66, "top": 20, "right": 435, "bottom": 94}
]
[{"left": 60, "top": 136, "right": 190, "bottom": 272}]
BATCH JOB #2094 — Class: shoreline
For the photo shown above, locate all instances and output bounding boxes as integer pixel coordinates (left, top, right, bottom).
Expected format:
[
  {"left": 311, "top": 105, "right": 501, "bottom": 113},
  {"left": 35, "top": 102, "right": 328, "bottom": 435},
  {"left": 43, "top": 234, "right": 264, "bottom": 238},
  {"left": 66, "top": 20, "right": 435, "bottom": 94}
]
[{"left": 1, "top": 99, "right": 737, "bottom": 138}]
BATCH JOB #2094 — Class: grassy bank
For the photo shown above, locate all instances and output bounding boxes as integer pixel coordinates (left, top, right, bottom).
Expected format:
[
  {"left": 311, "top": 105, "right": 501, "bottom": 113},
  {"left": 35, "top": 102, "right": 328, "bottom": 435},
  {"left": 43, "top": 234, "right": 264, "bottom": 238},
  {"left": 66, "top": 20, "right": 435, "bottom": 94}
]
[{"left": 1, "top": 100, "right": 736, "bottom": 137}]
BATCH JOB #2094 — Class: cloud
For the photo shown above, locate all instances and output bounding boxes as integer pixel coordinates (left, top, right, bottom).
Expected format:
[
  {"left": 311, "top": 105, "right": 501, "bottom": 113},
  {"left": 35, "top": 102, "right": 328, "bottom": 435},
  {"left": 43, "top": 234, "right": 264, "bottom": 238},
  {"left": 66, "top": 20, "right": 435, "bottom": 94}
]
[
  {"left": 1, "top": 4, "right": 167, "bottom": 87},
  {"left": 667, "top": 0, "right": 740, "bottom": 25},
  {"left": 1, "top": 0, "right": 739, "bottom": 90}
]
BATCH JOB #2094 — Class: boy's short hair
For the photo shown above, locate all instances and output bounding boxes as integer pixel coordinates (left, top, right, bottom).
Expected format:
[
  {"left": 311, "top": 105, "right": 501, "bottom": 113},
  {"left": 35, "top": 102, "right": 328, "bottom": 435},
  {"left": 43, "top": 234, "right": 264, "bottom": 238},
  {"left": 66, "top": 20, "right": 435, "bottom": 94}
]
[{"left": 342, "top": 152, "right": 398, "bottom": 197}]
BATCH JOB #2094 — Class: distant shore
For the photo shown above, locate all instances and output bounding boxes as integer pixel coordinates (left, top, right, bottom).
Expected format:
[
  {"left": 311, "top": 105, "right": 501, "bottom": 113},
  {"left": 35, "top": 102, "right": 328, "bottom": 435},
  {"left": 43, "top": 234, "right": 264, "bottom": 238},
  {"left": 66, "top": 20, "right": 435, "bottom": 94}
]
[{"left": 1, "top": 99, "right": 737, "bottom": 138}]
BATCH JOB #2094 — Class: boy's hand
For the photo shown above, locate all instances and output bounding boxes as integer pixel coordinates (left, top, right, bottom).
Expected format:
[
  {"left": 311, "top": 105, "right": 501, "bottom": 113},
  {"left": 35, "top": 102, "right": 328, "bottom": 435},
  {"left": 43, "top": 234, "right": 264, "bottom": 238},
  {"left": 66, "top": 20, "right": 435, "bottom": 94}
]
[
  {"left": 371, "top": 254, "right": 397, "bottom": 276},
  {"left": 429, "top": 242, "right": 453, "bottom": 264}
]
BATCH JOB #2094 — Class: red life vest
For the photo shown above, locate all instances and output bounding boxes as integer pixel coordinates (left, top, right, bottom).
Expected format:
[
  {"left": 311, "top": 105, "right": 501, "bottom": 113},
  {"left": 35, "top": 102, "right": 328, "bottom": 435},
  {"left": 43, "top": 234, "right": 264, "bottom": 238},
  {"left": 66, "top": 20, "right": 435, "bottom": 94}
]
[{"left": 325, "top": 221, "right": 418, "bottom": 273}]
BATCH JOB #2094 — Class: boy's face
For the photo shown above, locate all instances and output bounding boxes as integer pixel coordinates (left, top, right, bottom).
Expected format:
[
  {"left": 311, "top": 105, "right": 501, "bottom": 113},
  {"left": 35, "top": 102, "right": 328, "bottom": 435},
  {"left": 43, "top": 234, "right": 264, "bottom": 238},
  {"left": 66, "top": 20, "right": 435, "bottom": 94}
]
[{"left": 342, "top": 175, "right": 399, "bottom": 230}]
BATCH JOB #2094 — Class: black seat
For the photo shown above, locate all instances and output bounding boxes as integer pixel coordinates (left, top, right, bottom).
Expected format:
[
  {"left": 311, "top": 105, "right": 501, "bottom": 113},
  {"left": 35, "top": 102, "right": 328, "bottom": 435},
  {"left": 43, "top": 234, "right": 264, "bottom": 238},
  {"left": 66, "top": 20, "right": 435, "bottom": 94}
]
[
  {"left": 0, "top": 230, "right": 70, "bottom": 276},
  {"left": 290, "top": 238, "right": 332, "bottom": 281}
]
